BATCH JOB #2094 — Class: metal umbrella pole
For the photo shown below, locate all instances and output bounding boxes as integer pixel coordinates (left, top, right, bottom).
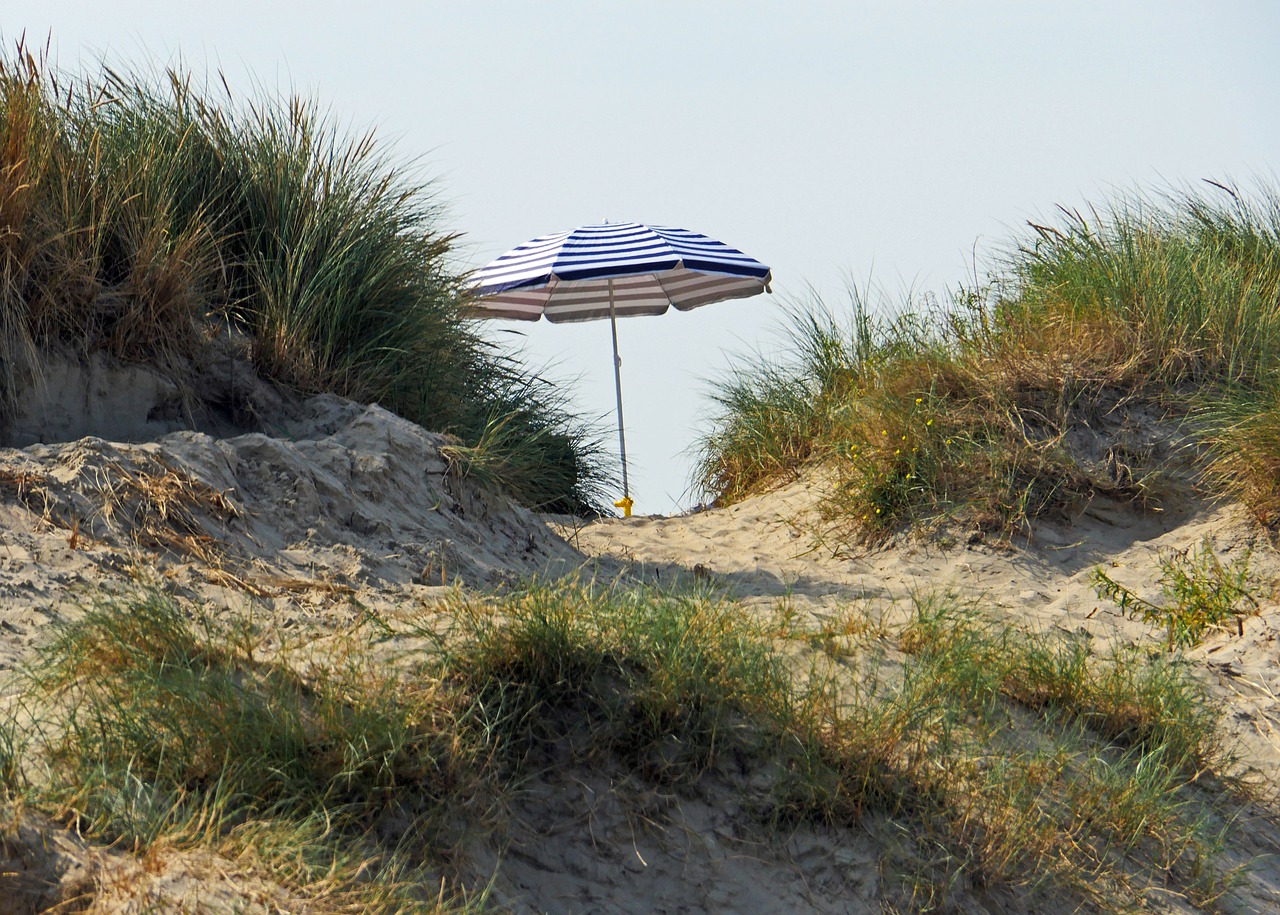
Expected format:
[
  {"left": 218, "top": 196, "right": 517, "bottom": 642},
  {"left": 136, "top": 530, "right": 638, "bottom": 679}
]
[{"left": 607, "top": 278, "right": 633, "bottom": 517}]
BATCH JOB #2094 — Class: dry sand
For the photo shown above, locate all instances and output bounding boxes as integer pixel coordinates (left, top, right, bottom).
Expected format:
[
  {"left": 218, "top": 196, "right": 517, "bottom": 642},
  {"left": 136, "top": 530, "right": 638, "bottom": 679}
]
[{"left": 2, "top": 391, "right": 1280, "bottom": 912}]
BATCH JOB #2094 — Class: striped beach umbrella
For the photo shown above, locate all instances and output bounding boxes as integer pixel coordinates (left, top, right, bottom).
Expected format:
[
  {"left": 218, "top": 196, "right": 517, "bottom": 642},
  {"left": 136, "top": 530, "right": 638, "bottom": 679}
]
[{"left": 468, "top": 222, "right": 772, "bottom": 516}]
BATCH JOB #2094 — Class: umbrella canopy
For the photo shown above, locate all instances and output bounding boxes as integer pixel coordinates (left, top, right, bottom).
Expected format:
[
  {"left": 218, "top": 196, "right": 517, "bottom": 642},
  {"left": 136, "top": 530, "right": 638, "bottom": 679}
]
[
  {"left": 469, "top": 222, "right": 771, "bottom": 323},
  {"left": 467, "top": 222, "right": 772, "bottom": 516}
]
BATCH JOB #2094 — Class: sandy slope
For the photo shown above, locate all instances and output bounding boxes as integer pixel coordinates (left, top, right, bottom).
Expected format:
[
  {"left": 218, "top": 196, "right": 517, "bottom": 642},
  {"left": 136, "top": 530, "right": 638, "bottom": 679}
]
[
  {"left": 2, "top": 400, "right": 1280, "bottom": 912},
  {"left": 567, "top": 479, "right": 1280, "bottom": 785}
]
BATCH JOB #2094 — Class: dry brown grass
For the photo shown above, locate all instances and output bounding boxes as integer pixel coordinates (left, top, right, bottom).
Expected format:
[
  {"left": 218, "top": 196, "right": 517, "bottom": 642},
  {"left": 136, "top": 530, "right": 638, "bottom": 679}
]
[
  {"left": 0, "top": 449, "right": 245, "bottom": 580},
  {"left": 92, "top": 457, "right": 240, "bottom": 559}
]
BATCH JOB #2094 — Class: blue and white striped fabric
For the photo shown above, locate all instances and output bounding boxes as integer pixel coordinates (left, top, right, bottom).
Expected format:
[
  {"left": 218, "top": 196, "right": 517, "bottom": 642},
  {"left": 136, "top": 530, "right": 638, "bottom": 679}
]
[{"left": 468, "top": 223, "right": 772, "bottom": 323}]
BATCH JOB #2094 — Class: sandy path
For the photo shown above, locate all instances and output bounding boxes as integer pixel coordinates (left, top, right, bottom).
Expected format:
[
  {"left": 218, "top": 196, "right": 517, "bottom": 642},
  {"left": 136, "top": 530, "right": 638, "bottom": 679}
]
[{"left": 564, "top": 480, "right": 1280, "bottom": 784}]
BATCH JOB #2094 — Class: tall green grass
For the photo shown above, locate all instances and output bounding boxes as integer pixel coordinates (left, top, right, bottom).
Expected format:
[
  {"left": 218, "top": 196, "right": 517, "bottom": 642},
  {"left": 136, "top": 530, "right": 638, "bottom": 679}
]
[
  {"left": 697, "top": 297, "right": 884, "bottom": 504},
  {"left": 0, "top": 41, "right": 609, "bottom": 513},
  {"left": 1009, "top": 183, "right": 1280, "bottom": 388},
  {"left": 698, "top": 181, "right": 1280, "bottom": 535}
]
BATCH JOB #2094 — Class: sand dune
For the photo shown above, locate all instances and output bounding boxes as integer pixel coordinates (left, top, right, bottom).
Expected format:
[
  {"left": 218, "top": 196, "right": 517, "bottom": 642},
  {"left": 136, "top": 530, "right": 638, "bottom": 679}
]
[{"left": 2, "top": 399, "right": 1279, "bottom": 912}]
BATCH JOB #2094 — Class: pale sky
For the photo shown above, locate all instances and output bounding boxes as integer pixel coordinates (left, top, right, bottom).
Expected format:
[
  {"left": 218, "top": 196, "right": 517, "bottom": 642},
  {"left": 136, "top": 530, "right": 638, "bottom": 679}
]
[{"left": 12, "top": 3, "right": 1280, "bottom": 514}]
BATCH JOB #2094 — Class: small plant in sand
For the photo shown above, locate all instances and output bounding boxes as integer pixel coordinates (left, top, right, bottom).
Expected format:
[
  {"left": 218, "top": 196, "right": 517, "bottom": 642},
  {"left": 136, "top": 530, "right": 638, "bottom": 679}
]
[{"left": 1091, "top": 538, "right": 1260, "bottom": 649}]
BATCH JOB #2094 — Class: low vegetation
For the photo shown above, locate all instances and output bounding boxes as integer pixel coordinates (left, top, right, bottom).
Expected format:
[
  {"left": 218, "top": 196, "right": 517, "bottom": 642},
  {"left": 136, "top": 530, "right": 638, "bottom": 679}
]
[
  {"left": 1093, "top": 537, "right": 1262, "bottom": 649},
  {"left": 882, "top": 597, "right": 1242, "bottom": 908},
  {"left": 697, "top": 181, "right": 1280, "bottom": 538},
  {"left": 2, "top": 581, "right": 1256, "bottom": 911},
  {"left": 0, "top": 40, "right": 609, "bottom": 513},
  {"left": 18, "top": 590, "right": 495, "bottom": 909}
]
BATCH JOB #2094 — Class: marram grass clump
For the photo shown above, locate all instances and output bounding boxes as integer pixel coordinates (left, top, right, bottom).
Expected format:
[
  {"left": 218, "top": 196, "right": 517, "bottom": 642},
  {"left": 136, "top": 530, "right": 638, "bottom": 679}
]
[
  {"left": 16, "top": 589, "right": 501, "bottom": 911},
  {"left": 697, "top": 181, "right": 1280, "bottom": 538},
  {"left": 698, "top": 294, "right": 1143, "bottom": 538},
  {"left": 0, "top": 40, "right": 609, "bottom": 513}
]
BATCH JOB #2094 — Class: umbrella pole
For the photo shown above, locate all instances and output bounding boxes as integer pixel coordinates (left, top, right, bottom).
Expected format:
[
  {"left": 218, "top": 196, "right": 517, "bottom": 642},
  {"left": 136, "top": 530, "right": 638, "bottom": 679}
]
[{"left": 608, "top": 280, "right": 633, "bottom": 517}]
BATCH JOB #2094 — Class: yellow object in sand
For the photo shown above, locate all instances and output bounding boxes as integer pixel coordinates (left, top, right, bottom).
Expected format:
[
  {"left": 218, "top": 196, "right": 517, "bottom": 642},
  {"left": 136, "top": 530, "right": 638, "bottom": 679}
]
[{"left": 614, "top": 496, "right": 634, "bottom": 518}]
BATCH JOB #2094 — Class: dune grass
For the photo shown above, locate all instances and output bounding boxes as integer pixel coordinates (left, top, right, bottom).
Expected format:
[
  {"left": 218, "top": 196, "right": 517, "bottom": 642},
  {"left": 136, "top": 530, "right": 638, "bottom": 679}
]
[
  {"left": 697, "top": 181, "right": 1280, "bottom": 537},
  {"left": 844, "top": 596, "right": 1244, "bottom": 909},
  {"left": 0, "top": 712, "right": 17, "bottom": 796},
  {"left": 18, "top": 589, "right": 497, "bottom": 911},
  {"left": 4, "top": 582, "right": 1254, "bottom": 911},
  {"left": 0, "top": 40, "right": 609, "bottom": 513},
  {"left": 433, "top": 578, "right": 798, "bottom": 784}
]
